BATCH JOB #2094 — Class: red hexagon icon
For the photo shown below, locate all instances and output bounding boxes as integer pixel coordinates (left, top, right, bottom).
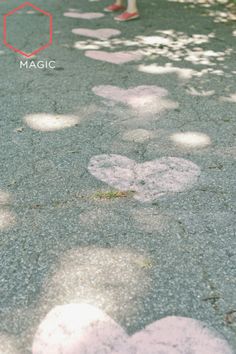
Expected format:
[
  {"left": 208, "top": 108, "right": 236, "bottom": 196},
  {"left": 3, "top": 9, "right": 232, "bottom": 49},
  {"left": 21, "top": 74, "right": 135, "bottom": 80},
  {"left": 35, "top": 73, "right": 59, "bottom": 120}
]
[{"left": 3, "top": 2, "right": 53, "bottom": 58}]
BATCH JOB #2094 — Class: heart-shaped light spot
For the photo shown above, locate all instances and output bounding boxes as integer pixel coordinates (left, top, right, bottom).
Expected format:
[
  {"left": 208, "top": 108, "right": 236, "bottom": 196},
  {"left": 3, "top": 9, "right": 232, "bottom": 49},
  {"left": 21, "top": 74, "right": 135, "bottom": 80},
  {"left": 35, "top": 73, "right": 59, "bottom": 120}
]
[
  {"left": 64, "top": 12, "right": 104, "bottom": 19},
  {"left": 32, "top": 304, "right": 232, "bottom": 354},
  {"left": 32, "top": 304, "right": 128, "bottom": 354},
  {"left": 85, "top": 50, "right": 143, "bottom": 64},
  {"left": 72, "top": 28, "right": 121, "bottom": 40},
  {"left": 88, "top": 154, "right": 200, "bottom": 202},
  {"left": 92, "top": 85, "right": 178, "bottom": 115}
]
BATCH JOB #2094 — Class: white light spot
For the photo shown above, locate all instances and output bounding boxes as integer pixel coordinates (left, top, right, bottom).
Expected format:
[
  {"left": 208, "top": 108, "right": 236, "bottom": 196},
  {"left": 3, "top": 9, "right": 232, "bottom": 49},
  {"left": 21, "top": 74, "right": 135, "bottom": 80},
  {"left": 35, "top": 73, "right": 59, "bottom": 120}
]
[
  {"left": 64, "top": 11, "right": 104, "bottom": 19},
  {"left": 0, "top": 191, "right": 11, "bottom": 205},
  {"left": 122, "top": 129, "right": 153, "bottom": 143},
  {"left": 24, "top": 113, "right": 80, "bottom": 132},
  {"left": 170, "top": 132, "right": 211, "bottom": 147},
  {"left": 220, "top": 93, "right": 236, "bottom": 103},
  {"left": 139, "top": 64, "right": 196, "bottom": 80},
  {"left": 0, "top": 209, "right": 15, "bottom": 230}
]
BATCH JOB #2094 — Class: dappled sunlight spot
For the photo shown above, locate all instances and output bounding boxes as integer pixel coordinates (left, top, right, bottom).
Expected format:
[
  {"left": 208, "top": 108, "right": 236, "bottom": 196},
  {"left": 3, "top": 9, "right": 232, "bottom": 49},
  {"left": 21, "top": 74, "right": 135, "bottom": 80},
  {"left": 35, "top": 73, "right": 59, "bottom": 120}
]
[
  {"left": 85, "top": 50, "right": 143, "bottom": 64},
  {"left": 207, "top": 68, "right": 224, "bottom": 75},
  {"left": 92, "top": 85, "right": 178, "bottom": 115},
  {"left": 138, "top": 63, "right": 231, "bottom": 79},
  {"left": 74, "top": 41, "right": 101, "bottom": 50},
  {"left": 136, "top": 35, "right": 172, "bottom": 46},
  {"left": 186, "top": 86, "right": 215, "bottom": 96},
  {"left": 132, "top": 209, "right": 181, "bottom": 233},
  {"left": 167, "top": 0, "right": 236, "bottom": 21},
  {"left": 205, "top": 8, "right": 236, "bottom": 23},
  {"left": 78, "top": 208, "right": 120, "bottom": 229},
  {"left": 184, "top": 48, "right": 231, "bottom": 65},
  {"left": 0, "top": 333, "right": 19, "bottom": 354},
  {"left": 138, "top": 63, "right": 197, "bottom": 80},
  {"left": 141, "top": 31, "right": 212, "bottom": 46},
  {"left": 74, "top": 37, "right": 143, "bottom": 51},
  {"left": 170, "top": 132, "right": 211, "bottom": 148},
  {"left": 135, "top": 30, "right": 217, "bottom": 64},
  {"left": 122, "top": 129, "right": 153, "bottom": 143},
  {"left": 79, "top": 209, "right": 109, "bottom": 225},
  {"left": 32, "top": 305, "right": 232, "bottom": 354},
  {"left": 32, "top": 304, "right": 128, "bottom": 354},
  {"left": 88, "top": 154, "right": 200, "bottom": 202},
  {"left": 0, "top": 209, "right": 15, "bottom": 230},
  {"left": 40, "top": 247, "right": 151, "bottom": 307},
  {"left": 0, "top": 191, "right": 11, "bottom": 205},
  {"left": 233, "top": 30, "right": 236, "bottom": 37},
  {"left": 173, "top": 0, "right": 228, "bottom": 3},
  {"left": 138, "top": 63, "right": 229, "bottom": 81},
  {"left": 168, "top": 0, "right": 215, "bottom": 3},
  {"left": 70, "top": 29, "right": 232, "bottom": 70},
  {"left": 72, "top": 28, "right": 121, "bottom": 40},
  {"left": 73, "top": 38, "right": 126, "bottom": 50},
  {"left": 219, "top": 93, "right": 236, "bottom": 103},
  {"left": 216, "top": 146, "right": 236, "bottom": 159},
  {"left": 64, "top": 11, "right": 104, "bottom": 19},
  {"left": 136, "top": 30, "right": 232, "bottom": 66},
  {"left": 24, "top": 113, "right": 80, "bottom": 132}
]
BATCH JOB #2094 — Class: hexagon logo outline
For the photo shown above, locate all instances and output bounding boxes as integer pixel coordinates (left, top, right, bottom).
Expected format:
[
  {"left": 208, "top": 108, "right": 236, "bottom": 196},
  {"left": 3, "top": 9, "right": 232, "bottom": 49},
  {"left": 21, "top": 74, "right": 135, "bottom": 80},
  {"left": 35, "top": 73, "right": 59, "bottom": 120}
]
[{"left": 3, "top": 2, "right": 53, "bottom": 58}]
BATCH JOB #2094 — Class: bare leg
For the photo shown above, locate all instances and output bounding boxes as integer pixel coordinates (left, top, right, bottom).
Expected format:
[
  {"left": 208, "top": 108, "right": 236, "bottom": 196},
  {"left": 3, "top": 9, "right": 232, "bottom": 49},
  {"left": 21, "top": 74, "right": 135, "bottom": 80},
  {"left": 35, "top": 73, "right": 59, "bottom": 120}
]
[{"left": 127, "top": 0, "right": 138, "bottom": 12}]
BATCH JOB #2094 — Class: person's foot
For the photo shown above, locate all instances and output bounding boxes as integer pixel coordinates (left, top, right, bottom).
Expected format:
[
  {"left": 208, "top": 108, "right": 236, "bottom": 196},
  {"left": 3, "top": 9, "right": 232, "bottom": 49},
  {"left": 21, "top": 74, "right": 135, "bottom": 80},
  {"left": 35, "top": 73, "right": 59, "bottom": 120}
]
[
  {"left": 115, "top": 11, "right": 139, "bottom": 21},
  {"left": 104, "top": 4, "right": 125, "bottom": 12}
]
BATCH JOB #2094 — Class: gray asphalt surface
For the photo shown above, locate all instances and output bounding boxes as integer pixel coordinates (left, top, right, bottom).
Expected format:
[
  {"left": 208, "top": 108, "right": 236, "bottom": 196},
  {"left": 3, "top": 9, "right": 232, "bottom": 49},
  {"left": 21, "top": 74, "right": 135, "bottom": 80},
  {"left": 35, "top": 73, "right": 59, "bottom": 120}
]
[{"left": 0, "top": 0, "right": 236, "bottom": 352}]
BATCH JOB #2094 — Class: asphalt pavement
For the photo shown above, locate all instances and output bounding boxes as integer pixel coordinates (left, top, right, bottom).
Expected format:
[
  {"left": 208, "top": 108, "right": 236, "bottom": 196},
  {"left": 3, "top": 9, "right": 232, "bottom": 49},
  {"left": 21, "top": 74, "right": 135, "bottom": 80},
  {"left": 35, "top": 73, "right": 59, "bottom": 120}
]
[{"left": 0, "top": 0, "right": 235, "bottom": 352}]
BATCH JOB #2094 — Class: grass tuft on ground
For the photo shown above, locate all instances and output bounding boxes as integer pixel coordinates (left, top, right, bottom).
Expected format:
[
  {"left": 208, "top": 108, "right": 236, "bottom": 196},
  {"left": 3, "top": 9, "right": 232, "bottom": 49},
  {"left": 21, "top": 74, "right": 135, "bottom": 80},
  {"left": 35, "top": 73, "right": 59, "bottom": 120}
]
[{"left": 92, "top": 190, "right": 135, "bottom": 200}]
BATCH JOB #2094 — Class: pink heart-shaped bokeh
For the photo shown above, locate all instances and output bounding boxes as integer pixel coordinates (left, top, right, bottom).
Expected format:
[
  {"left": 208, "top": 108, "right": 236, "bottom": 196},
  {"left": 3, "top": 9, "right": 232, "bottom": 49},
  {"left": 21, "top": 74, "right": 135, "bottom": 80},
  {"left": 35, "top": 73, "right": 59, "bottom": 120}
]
[
  {"left": 72, "top": 28, "right": 121, "bottom": 40},
  {"left": 92, "top": 85, "right": 178, "bottom": 115},
  {"left": 88, "top": 155, "right": 200, "bottom": 202},
  {"left": 32, "top": 304, "right": 232, "bottom": 354},
  {"left": 85, "top": 50, "right": 144, "bottom": 64},
  {"left": 64, "top": 12, "right": 104, "bottom": 19}
]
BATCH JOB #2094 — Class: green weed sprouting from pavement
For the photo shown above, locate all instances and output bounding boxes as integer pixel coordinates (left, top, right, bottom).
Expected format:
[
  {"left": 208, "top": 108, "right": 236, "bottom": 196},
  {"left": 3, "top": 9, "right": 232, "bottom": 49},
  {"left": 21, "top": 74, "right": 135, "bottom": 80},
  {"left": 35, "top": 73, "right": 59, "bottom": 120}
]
[{"left": 92, "top": 190, "right": 135, "bottom": 200}]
